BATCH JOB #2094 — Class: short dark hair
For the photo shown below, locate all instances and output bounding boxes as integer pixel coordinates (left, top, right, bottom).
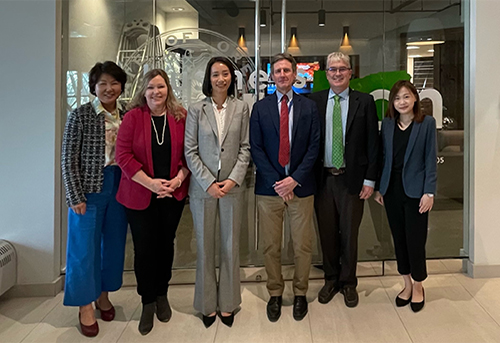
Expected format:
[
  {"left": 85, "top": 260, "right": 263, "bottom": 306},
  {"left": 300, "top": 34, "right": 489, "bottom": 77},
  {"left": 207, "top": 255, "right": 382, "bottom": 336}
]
[
  {"left": 88, "top": 61, "right": 127, "bottom": 96},
  {"left": 270, "top": 53, "right": 297, "bottom": 74},
  {"left": 202, "top": 57, "right": 236, "bottom": 97},
  {"left": 386, "top": 80, "right": 425, "bottom": 123}
]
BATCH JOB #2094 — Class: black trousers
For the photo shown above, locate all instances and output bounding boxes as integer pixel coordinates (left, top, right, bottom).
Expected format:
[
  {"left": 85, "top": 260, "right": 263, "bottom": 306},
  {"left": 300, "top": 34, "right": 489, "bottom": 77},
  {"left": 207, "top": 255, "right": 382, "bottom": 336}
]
[
  {"left": 315, "top": 173, "right": 364, "bottom": 287},
  {"left": 383, "top": 171, "right": 428, "bottom": 282},
  {"left": 126, "top": 195, "right": 185, "bottom": 304}
]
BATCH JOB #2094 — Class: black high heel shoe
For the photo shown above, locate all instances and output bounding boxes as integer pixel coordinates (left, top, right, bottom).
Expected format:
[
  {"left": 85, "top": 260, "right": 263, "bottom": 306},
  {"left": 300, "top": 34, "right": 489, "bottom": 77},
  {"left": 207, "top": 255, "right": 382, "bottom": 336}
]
[
  {"left": 410, "top": 287, "right": 425, "bottom": 312},
  {"left": 202, "top": 314, "right": 216, "bottom": 328},
  {"left": 218, "top": 312, "right": 234, "bottom": 327},
  {"left": 395, "top": 289, "right": 412, "bottom": 307}
]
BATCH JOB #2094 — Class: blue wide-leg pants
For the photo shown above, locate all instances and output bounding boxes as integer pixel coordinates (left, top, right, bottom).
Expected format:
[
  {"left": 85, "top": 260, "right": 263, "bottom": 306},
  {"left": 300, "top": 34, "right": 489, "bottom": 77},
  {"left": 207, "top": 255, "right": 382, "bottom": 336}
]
[{"left": 64, "top": 166, "right": 128, "bottom": 307}]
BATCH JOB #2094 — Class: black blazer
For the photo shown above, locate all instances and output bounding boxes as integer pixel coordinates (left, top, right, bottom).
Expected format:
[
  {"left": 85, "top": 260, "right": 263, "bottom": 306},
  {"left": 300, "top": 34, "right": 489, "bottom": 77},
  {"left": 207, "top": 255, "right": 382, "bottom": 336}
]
[
  {"left": 309, "top": 89, "right": 379, "bottom": 195},
  {"left": 250, "top": 92, "right": 320, "bottom": 197}
]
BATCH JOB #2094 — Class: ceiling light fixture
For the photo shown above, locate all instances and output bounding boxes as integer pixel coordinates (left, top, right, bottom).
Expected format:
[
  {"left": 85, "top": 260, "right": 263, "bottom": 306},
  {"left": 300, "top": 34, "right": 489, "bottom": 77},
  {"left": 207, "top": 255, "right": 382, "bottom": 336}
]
[
  {"left": 260, "top": 9, "right": 267, "bottom": 27},
  {"left": 339, "top": 26, "right": 353, "bottom": 55},
  {"left": 407, "top": 18, "right": 445, "bottom": 46},
  {"left": 238, "top": 27, "right": 247, "bottom": 51},
  {"left": 318, "top": 9, "right": 326, "bottom": 27},
  {"left": 407, "top": 41, "right": 444, "bottom": 46},
  {"left": 172, "top": 7, "right": 184, "bottom": 11},
  {"left": 289, "top": 27, "right": 299, "bottom": 48},
  {"left": 318, "top": 0, "right": 325, "bottom": 27}
]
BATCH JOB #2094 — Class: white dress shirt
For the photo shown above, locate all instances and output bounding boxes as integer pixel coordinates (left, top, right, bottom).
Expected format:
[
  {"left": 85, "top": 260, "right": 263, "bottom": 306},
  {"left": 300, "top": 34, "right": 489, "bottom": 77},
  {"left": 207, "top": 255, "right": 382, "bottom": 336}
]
[{"left": 211, "top": 97, "right": 228, "bottom": 171}]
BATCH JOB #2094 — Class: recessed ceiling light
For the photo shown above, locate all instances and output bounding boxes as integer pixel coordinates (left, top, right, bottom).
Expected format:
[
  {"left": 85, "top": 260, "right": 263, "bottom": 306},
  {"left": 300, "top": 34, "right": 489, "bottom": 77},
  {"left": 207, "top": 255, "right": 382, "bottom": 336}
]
[
  {"left": 407, "top": 46, "right": 419, "bottom": 50},
  {"left": 409, "top": 55, "right": 422, "bottom": 58},
  {"left": 172, "top": 7, "right": 184, "bottom": 11},
  {"left": 428, "top": 49, "right": 435, "bottom": 52}
]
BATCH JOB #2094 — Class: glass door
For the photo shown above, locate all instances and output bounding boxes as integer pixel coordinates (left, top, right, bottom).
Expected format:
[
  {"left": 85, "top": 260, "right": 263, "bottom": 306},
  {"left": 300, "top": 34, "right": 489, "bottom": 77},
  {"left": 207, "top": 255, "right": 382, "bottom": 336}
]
[{"left": 61, "top": 0, "right": 467, "bottom": 278}]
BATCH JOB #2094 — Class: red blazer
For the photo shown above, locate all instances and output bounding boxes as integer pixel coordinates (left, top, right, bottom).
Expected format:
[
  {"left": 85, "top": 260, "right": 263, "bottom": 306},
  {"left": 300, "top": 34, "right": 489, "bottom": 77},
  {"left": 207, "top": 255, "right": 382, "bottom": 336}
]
[{"left": 116, "top": 105, "right": 189, "bottom": 210}]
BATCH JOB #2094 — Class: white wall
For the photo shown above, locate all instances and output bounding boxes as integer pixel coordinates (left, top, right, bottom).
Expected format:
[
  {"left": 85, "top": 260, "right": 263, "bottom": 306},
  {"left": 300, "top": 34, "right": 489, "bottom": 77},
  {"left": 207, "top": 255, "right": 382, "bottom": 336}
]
[
  {"left": 0, "top": 0, "right": 59, "bottom": 285},
  {"left": 468, "top": 0, "right": 500, "bottom": 274}
]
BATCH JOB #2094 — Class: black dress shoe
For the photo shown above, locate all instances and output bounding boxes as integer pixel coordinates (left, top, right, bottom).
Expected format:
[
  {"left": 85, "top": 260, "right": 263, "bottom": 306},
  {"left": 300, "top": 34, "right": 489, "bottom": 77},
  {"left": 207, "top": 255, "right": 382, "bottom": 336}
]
[
  {"left": 293, "top": 296, "right": 308, "bottom": 321},
  {"left": 218, "top": 312, "right": 234, "bottom": 327},
  {"left": 202, "top": 314, "right": 216, "bottom": 328},
  {"left": 266, "top": 296, "right": 282, "bottom": 322},
  {"left": 341, "top": 286, "right": 359, "bottom": 308},
  {"left": 138, "top": 303, "right": 156, "bottom": 335},
  {"left": 395, "top": 290, "right": 412, "bottom": 307},
  {"left": 318, "top": 280, "right": 340, "bottom": 304},
  {"left": 410, "top": 288, "right": 425, "bottom": 313},
  {"left": 156, "top": 295, "right": 172, "bottom": 322}
]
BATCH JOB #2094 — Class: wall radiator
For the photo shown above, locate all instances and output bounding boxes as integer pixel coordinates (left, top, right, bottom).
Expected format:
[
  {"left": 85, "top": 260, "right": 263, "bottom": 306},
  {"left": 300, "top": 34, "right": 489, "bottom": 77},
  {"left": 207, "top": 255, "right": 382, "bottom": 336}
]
[{"left": 0, "top": 240, "right": 16, "bottom": 296}]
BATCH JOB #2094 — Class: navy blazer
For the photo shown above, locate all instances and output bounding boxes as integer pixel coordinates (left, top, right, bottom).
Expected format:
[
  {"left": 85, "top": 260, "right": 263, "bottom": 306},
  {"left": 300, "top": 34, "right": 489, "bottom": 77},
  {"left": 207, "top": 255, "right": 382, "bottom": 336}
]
[
  {"left": 378, "top": 115, "right": 437, "bottom": 198},
  {"left": 250, "top": 92, "right": 320, "bottom": 197}
]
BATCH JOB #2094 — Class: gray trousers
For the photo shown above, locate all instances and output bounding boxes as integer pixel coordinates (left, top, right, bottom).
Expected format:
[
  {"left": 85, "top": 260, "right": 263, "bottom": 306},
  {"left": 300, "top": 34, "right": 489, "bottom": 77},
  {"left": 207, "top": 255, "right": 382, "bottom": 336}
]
[{"left": 191, "top": 191, "right": 243, "bottom": 315}]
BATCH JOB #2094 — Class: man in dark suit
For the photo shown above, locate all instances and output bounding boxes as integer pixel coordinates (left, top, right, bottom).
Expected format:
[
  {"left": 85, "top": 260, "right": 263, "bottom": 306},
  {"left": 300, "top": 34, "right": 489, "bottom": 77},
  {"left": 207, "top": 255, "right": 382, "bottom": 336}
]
[
  {"left": 250, "top": 53, "right": 320, "bottom": 322},
  {"left": 309, "top": 52, "right": 379, "bottom": 307}
]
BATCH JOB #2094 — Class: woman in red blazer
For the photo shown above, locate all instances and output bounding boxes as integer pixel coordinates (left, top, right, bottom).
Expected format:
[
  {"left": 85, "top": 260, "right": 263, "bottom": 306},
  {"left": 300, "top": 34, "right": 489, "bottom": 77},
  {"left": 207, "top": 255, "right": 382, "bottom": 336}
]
[{"left": 115, "top": 69, "right": 189, "bottom": 335}]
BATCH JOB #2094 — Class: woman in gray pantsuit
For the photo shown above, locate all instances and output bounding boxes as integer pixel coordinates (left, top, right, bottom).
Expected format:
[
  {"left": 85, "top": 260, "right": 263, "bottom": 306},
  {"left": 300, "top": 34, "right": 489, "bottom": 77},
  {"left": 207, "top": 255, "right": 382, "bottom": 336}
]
[{"left": 184, "top": 57, "right": 250, "bottom": 328}]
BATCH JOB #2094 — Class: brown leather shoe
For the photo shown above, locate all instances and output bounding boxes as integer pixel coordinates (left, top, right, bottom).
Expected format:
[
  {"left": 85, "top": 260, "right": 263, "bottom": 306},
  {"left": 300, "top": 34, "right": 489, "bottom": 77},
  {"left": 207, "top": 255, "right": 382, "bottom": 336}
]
[
  {"left": 95, "top": 301, "right": 115, "bottom": 321},
  {"left": 79, "top": 313, "right": 99, "bottom": 337}
]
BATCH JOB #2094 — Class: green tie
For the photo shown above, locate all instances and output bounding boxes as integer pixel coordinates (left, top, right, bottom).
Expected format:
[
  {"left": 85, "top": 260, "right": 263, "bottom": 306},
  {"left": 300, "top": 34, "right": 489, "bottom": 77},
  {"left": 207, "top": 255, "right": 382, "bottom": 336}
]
[{"left": 332, "top": 95, "right": 344, "bottom": 168}]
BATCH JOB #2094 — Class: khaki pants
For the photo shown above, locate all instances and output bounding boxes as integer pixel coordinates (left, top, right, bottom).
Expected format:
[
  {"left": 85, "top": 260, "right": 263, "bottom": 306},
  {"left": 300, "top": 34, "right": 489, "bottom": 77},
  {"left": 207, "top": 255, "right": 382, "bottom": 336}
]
[{"left": 257, "top": 194, "right": 314, "bottom": 296}]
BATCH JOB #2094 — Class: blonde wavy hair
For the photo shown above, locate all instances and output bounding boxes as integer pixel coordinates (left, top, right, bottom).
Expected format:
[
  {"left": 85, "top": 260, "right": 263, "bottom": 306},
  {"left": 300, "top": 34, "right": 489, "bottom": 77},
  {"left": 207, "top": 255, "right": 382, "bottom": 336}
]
[{"left": 127, "top": 69, "right": 185, "bottom": 120}]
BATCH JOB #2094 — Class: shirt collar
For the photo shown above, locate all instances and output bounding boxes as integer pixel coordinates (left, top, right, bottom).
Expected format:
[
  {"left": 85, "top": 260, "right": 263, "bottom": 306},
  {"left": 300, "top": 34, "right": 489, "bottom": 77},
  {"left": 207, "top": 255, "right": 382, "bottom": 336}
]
[
  {"left": 92, "top": 97, "right": 122, "bottom": 117},
  {"left": 329, "top": 87, "right": 349, "bottom": 100},
  {"left": 211, "top": 97, "right": 228, "bottom": 110},
  {"left": 276, "top": 89, "right": 294, "bottom": 103}
]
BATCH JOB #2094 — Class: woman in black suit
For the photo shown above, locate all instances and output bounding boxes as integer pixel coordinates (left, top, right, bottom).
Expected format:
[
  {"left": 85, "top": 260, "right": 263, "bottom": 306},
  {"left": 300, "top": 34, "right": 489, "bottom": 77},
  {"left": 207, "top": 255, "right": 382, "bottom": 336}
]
[{"left": 374, "top": 80, "right": 437, "bottom": 312}]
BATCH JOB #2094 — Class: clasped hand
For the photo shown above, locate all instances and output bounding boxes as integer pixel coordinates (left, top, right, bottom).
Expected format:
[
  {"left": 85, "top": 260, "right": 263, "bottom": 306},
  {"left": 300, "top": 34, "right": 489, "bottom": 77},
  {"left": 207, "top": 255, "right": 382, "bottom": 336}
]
[
  {"left": 150, "top": 178, "right": 179, "bottom": 198},
  {"left": 274, "top": 176, "right": 298, "bottom": 202},
  {"left": 207, "top": 179, "right": 237, "bottom": 199}
]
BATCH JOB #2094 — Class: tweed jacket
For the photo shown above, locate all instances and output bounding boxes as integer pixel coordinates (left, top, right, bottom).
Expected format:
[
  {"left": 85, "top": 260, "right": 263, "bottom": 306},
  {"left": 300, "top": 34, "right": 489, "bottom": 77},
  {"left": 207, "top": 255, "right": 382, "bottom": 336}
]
[{"left": 61, "top": 102, "right": 126, "bottom": 206}]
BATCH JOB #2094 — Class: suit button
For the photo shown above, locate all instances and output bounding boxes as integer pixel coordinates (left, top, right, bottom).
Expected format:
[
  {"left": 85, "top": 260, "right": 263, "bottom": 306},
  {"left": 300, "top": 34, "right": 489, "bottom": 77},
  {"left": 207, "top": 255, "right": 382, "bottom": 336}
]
[{"left": 221, "top": 148, "right": 224, "bottom": 152}]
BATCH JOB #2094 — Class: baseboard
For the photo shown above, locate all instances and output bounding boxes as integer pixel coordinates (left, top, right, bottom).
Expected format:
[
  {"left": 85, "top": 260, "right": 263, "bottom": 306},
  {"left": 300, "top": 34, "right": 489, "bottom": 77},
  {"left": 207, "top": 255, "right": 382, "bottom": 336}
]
[
  {"left": 466, "top": 260, "right": 500, "bottom": 278},
  {"left": 2, "top": 275, "right": 65, "bottom": 298}
]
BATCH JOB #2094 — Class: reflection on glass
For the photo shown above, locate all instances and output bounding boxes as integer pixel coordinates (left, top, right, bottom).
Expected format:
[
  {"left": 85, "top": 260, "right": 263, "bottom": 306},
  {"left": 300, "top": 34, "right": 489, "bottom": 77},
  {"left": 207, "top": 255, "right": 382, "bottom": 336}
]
[{"left": 62, "top": 0, "right": 466, "bottom": 273}]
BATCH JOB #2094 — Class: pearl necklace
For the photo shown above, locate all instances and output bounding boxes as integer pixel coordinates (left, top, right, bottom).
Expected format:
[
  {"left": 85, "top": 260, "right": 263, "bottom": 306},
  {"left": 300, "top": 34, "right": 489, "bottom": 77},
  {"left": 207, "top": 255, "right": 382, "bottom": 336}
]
[{"left": 151, "top": 112, "right": 166, "bottom": 145}]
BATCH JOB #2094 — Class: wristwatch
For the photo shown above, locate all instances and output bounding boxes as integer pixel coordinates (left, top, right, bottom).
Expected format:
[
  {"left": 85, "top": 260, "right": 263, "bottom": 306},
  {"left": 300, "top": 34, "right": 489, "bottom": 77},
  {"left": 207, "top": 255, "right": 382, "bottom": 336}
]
[{"left": 425, "top": 193, "right": 434, "bottom": 198}]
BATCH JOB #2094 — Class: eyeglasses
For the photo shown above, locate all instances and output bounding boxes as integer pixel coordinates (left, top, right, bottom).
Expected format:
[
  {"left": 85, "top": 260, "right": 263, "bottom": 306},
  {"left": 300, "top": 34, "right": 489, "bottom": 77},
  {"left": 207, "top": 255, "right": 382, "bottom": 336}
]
[{"left": 327, "top": 67, "right": 351, "bottom": 74}]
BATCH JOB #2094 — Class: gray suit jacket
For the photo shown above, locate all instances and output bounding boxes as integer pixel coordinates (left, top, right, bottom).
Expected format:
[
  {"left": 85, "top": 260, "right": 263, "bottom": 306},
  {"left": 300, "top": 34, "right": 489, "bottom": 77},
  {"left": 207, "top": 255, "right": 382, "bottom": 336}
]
[
  {"left": 378, "top": 115, "right": 437, "bottom": 198},
  {"left": 185, "top": 96, "right": 251, "bottom": 198}
]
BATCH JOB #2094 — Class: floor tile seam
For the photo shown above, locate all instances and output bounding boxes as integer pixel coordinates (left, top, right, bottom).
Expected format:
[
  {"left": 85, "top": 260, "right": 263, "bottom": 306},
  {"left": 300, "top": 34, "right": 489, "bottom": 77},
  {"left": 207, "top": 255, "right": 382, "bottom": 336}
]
[
  {"left": 450, "top": 273, "right": 500, "bottom": 328},
  {"left": 18, "top": 296, "right": 64, "bottom": 343},
  {"left": 18, "top": 321, "right": 43, "bottom": 343},
  {"left": 306, "top": 309, "right": 314, "bottom": 343},
  {"left": 212, "top": 319, "right": 220, "bottom": 343},
  {"left": 115, "top": 301, "right": 141, "bottom": 342},
  {"left": 378, "top": 277, "right": 415, "bottom": 343}
]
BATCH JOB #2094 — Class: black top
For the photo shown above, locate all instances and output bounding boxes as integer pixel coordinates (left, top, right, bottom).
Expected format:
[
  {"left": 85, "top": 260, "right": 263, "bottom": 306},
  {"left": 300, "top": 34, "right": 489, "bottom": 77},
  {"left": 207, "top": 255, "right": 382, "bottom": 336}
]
[
  {"left": 392, "top": 121, "right": 413, "bottom": 173},
  {"left": 151, "top": 115, "right": 171, "bottom": 179}
]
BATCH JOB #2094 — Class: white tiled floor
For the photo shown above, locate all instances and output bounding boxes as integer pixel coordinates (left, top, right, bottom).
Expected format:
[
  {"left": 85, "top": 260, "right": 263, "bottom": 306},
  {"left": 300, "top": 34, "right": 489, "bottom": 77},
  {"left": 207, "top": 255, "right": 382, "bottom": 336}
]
[{"left": 2, "top": 263, "right": 500, "bottom": 343}]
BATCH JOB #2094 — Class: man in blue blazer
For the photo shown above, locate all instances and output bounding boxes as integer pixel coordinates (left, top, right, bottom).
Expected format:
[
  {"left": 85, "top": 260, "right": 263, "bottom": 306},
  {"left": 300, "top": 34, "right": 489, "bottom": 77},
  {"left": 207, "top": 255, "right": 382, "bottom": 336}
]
[
  {"left": 309, "top": 52, "right": 379, "bottom": 308},
  {"left": 250, "top": 53, "right": 320, "bottom": 322}
]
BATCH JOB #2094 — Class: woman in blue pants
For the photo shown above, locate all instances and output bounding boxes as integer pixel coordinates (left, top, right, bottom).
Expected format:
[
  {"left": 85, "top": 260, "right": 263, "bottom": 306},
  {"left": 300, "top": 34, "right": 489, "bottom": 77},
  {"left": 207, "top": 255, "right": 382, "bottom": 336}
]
[{"left": 61, "top": 61, "right": 128, "bottom": 337}]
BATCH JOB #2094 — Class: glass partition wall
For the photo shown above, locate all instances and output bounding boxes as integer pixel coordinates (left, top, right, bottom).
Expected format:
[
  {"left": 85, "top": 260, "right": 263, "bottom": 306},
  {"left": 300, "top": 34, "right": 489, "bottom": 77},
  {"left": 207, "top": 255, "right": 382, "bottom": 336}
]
[{"left": 61, "top": 0, "right": 466, "bottom": 275}]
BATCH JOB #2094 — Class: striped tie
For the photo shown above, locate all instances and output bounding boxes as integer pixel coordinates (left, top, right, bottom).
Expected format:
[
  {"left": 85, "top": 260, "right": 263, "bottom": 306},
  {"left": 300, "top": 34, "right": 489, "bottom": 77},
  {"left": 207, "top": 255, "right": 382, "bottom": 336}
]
[{"left": 279, "top": 94, "right": 290, "bottom": 167}]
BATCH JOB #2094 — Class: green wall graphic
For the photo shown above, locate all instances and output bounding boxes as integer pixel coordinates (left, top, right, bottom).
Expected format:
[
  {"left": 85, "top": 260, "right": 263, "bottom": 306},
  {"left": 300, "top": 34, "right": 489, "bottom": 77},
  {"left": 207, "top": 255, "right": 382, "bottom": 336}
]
[{"left": 313, "top": 70, "right": 411, "bottom": 120}]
